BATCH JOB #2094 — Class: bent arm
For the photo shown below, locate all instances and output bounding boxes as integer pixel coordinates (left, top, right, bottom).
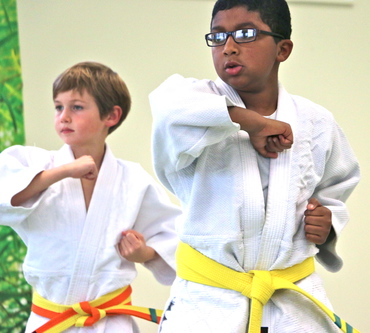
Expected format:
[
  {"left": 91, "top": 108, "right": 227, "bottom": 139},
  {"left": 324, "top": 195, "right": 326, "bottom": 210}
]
[
  {"left": 150, "top": 75, "right": 293, "bottom": 190},
  {"left": 150, "top": 75, "right": 240, "bottom": 191},
  {"left": 229, "top": 106, "right": 293, "bottom": 158},
  {"left": 129, "top": 168, "right": 181, "bottom": 284},
  {"left": 11, "top": 155, "right": 98, "bottom": 207},
  {"left": 313, "top": 120, "right": 360, "bottom": 272},
  {"left": 11, "top": 166, "right": 69, "bottom": 206}
]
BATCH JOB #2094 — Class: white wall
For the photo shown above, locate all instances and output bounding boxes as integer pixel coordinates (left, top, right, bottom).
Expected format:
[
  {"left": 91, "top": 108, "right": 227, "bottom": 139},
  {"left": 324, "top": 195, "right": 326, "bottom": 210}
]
[{"left": 17, "top": 0, "right": 369, "bottom": 331}]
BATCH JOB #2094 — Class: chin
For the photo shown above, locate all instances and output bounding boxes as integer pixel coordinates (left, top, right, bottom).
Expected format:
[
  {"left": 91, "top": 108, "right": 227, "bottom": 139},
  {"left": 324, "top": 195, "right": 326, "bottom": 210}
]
[{"left": 223, "top": 76, "right": 247, "bottom": 90}]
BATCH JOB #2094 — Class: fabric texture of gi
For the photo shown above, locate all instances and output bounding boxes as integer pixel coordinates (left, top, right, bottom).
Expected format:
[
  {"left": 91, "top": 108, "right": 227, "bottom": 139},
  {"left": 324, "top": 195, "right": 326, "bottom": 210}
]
[
  {"left": 149, "top": 74, "right": 360, "bottom": 333},
  {"left": 0, "top": 144, "right": 181, "bottom": 333}
]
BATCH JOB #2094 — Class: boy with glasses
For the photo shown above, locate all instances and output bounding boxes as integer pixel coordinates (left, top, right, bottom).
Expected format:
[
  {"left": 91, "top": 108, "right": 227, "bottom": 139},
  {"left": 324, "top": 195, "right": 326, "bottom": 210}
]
[{"left": 150, "top": 0, "right": 360, "bottom": 332}]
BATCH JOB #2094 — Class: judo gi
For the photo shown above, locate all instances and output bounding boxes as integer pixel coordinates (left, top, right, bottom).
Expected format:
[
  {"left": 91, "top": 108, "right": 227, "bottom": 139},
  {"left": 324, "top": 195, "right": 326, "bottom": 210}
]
[
  {"left": 149, "top": 74, "right": 360, "bottom": 333},
  {"left": 0, "top": 144, "right": 181, "bottom": 333}
]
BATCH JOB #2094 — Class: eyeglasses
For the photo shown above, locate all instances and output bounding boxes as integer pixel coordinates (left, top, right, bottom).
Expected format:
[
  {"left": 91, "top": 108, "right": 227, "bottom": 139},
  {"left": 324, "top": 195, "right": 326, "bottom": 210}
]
[{"left": 205, "top": 28, "right": 285, "bottom": 47}]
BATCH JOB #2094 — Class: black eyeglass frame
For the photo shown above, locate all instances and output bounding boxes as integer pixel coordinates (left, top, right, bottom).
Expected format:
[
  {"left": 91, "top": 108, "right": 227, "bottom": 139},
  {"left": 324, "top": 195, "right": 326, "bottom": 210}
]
[{"left": 205, "top": 28, "right": 286, "bottom": 47}]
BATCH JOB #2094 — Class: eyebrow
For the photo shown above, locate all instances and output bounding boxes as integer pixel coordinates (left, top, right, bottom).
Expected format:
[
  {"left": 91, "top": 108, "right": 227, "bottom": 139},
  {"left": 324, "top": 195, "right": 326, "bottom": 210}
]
[
  {"left": 53, "top": 99, "right": 86, "bottom": 104},
  {"left": 211, "top": 22, "right": 258, "bottom": 32}
]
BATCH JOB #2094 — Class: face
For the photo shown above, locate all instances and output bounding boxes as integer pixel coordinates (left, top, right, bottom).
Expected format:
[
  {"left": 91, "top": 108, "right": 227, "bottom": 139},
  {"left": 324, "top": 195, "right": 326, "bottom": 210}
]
[
  {"left": 54, "top": 89, "right": 109, "bottom": 149},
  {"left": 211, "top": 6, "right": 286, "bottom": 97}
]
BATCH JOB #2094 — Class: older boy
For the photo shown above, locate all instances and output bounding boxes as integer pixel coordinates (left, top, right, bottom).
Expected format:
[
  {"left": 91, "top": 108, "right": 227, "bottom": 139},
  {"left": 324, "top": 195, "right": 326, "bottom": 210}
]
[
  {"left": 0, "top": 61, "right": 181, "bottom": 332},
  {"left": 149, "top": 0, "right": 360, "bottom": 332}
]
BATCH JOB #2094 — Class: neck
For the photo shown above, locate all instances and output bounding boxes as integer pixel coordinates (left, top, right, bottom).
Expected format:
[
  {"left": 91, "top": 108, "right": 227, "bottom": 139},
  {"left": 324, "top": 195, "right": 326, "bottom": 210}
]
[
  {"left": 238, "top": 83, "right": 279, "bottom": 116},
  {"left": 71, "top": 143, "right": 106, "bottom": 170}
]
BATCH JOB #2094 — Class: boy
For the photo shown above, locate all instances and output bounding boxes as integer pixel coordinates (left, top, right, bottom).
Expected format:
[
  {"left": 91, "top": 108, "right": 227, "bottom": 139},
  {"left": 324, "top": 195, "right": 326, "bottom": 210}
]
[
  {"left": 149, "top": 0, "right": 360, "bottom": 332},
  {"left": 0, "top": 61, "right": 181, "bottom": 332}
]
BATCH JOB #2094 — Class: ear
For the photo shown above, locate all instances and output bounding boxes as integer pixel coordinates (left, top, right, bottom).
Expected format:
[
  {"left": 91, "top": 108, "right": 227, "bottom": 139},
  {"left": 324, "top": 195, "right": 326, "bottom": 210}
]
[
  {"left": 276, "top": 39, "right": 293, "bottom": 63},
  {"left": 105, "top": 105, "right": 122, "bottom": 128}
]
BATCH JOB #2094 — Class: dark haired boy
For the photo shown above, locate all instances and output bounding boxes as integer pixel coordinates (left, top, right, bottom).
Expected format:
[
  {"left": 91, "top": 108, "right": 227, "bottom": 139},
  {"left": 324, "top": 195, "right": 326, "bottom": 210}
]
[{"left": 150, "top": 0, "right": 360, "bottom": 332}]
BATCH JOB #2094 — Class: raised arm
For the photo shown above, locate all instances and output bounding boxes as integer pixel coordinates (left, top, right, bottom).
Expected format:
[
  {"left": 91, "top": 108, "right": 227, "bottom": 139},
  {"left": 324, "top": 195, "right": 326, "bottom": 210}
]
[
  {"left": 11, "top": 155, "right": 98, "bottom": 206},
  {"left": 228, "top": 106, "right": 293, "bottom": 158},
  {"left": 150, "top": 75, "right": 294, "bottom": 192}
]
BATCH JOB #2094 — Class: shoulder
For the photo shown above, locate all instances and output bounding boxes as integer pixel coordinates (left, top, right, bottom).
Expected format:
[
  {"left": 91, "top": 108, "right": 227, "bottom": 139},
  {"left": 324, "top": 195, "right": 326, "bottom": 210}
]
[
  {"left": 1, "top": 145, "right": 47, "bottom": 155},
  {"left": 285, "top": 94, "right": 341, "bottom": 143},
  {"left": 116, "top": 159, "right": 168, "bottom": 195},
  {"left": 117, "top": 159, "right": 168, "bottom": 191},
  {"left": 116, "top": 158, "right": 142, "bottom": 172},
  {"left": 156, "top": 74, "right": 212, "bottom": 87},
  {"left": 288, "top": 94, "right": 353, "bottom": 156},
  {"left": 290, "top": 94, "right": 335, "bottom": 123},
  {"left": 0, "top": 145, "right": 58, "bottom": 175},
  {"left": 0, "top": 145, "right": 53, "bottom": 163},
  {"left": 116, "top": 159, "right": 155, "bottom": 182},
  {"left": 151, "top": 74, "right": 220, "bottom": 96}
]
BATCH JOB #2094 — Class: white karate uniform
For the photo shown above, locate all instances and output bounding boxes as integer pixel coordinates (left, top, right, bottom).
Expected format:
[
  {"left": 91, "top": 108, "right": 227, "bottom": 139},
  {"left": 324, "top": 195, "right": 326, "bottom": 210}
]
[
  {"left": 149, "top": 74, "right": 360, "bottom": 333},
  {"left": 0, "top": 144, "right": 181, "bottom": 333}
]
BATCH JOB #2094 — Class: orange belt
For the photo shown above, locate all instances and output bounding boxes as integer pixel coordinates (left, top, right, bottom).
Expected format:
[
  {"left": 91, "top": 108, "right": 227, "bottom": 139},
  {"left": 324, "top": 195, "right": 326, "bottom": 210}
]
[{"left": 32, "top": 285, "right": 163, "bottom": 333}]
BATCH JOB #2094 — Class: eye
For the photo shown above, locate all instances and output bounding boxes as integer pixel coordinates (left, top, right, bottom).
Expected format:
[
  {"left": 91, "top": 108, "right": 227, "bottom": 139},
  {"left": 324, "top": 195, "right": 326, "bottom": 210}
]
[
  {"left": 55, "top": 105, "right": 63, "bottom": 112},
  {"left": 213, "top": 32, "right": 226, "bottom": 44},
  {"left": 72, "top": 105, "right": 83, "bottom": 111},
  {"left": 207, "top": 32, "right": 226, "bottom": 46},
  {"left": 236, "top": 29, "right": 255, "bottom": 41}
]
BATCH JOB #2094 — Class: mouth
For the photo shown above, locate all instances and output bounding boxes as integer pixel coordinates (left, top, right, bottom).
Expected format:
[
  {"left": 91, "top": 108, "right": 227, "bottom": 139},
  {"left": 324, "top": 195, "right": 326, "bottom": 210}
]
[
  {"left": 61, "top": 128, "right": 74, "bottom": 134},
  {"left": 224, "top": 62, "right": 243, "bottom": 75}
]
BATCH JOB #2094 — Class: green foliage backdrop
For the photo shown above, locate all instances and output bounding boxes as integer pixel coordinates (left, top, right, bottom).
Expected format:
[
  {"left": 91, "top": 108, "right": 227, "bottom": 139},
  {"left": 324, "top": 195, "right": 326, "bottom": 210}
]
[
  {"left": 0, "top": 0, "right": 24, "bottom": 150},
  {"left": 0, "top": 0, "right": 32, "bottom": 331}
]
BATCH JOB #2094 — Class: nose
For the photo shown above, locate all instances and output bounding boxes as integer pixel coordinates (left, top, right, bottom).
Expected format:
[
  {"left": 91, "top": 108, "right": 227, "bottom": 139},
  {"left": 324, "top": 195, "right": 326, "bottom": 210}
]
[
  {"left": 222, "top": 35, "right": 239, "bottom": 55},
  {"left": 59, "top": 108, "right": 71, "bottom": 123}
]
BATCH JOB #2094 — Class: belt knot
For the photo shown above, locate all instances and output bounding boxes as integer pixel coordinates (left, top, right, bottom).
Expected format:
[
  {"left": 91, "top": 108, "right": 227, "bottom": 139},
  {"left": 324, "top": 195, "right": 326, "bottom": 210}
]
[
  {"left": 72, "top": 301, "right": 106, "bottom": 327},
  {"left": 248, "top": 270, "right": 275, "bottom": 305}
]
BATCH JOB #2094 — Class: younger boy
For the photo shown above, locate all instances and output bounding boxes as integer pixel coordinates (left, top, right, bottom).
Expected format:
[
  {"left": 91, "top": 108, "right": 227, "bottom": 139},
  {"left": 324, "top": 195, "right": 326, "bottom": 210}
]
[
  {"left": 149, "top": 0, "right": 360, "bottom": 332},
  {"left": 0, "top": 61, "right": 181, "bottom": 332}
]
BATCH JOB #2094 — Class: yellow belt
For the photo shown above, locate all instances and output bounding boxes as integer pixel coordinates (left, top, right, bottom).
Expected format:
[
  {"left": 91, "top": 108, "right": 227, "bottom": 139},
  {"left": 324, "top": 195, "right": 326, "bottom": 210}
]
[
  {"left": 176, "top": 241, "right": 359, "bottom": 333},
  {"left": 31, "top": 285, "right": 163, "bottom": 333}
]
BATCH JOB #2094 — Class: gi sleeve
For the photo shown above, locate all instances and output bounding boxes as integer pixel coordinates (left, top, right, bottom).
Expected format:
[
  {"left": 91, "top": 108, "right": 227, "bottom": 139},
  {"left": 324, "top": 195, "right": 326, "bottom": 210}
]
[
  {"left": 149, "top": 74, "right": 240, "bottom": 192},
  {"left": 0, "top": 145, "right": 50, "bottom": 226},
  {"left": 312, "top": 116, "right": 360, "bottom": 272},
  {"left": 130, "top": 167, "right": 182, "bottom": 285}
]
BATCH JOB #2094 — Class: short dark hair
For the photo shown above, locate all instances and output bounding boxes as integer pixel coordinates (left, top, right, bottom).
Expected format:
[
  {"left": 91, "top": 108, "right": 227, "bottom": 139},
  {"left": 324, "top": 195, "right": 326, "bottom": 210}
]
[
  {"left": 211, "top": 0, "right": 292, "bottom": 41},
  {"left": 53, "top": 61, "right": 131, "bottom": 134}
]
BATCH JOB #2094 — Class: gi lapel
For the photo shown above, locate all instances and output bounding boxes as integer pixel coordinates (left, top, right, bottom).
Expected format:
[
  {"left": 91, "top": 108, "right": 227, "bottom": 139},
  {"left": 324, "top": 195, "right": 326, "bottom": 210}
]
[
  {"left": 53, "top": 144, "right": 87, "bottom": 243},
  {"left": 216, "top": 78, "right": 266, "bottom": 268},
  {"left": 255, "top": 85, "right": 297, "bottom": 269},
  {"left": 65, "top": 145, "right": 119, "bottom": 304}
]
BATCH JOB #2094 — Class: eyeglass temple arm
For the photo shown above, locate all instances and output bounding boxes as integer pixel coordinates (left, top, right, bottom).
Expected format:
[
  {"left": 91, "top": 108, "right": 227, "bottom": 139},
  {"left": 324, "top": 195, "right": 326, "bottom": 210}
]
[{"left": 259, "top": 30, "right": 285, "bottom": 39}]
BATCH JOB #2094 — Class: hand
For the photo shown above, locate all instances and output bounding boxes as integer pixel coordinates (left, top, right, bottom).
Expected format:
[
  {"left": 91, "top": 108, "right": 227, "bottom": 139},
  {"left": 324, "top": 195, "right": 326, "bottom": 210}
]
[
  {"left": 266, "top": 135, "right": 293, "bottom": 154},
  {"left": 249, "top": 118, "right": 293, "bottom": 158},
  {"left": 304, "top": 198, "right": 332, "bottom": 245},
  {"left": 118, "top": 229, "right": 157, "bottom": 263},
  {"left": 67, "top": 155, "right": 98, "bottom": 180}
]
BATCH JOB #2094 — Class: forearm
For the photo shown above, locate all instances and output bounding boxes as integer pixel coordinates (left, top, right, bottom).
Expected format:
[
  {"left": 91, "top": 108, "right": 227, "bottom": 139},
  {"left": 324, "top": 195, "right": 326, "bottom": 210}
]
[
  {"left": 141, "top": 246, "right": 159, "bottom": 263},
  {"left": 228, "top": 106, "right": 267, "bottom": 133},
  {"left": 11, "top": 165, "right": 71, "bottom": 206}
]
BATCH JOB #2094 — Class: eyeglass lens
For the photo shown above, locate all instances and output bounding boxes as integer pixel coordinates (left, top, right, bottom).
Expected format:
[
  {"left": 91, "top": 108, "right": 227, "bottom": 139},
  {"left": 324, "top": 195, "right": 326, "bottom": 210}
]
[{"left": 206, "top": 29, "right": 257, "bottom": 46}]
